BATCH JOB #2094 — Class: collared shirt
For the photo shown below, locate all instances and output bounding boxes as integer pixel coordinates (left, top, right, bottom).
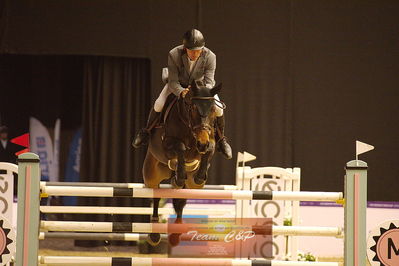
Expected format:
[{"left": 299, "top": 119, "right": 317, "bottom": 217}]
[{"left": 188, "top": 57, "right": 197, "bottom": 73}]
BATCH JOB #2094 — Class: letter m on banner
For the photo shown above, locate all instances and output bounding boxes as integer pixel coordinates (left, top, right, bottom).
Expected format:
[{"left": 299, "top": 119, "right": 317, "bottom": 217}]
[{"left": 388, "top": 238, "right": 399, "bottom": 259}]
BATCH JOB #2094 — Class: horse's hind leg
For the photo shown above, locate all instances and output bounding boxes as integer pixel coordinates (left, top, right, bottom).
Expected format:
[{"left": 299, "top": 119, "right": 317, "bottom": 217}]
[
  {"left": 143, "top": 150, "right": 170, "bottom": 246},
  {"left": 148, "top": 197, "right": 161, "bottom": 246},
  {"left": 168, "top": 198, "right": 187, "bottom": 247}
]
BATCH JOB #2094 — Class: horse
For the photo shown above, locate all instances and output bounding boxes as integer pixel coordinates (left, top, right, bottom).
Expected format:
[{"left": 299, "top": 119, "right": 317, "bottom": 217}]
[{"left": 143, "top": 80, "right": 224, "bottom": 246}]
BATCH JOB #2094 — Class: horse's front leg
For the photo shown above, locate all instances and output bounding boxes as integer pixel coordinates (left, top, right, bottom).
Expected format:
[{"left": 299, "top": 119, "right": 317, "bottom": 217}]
[
  {"left": 171, "top": 141, "right": 187, "bottom": 188},
  {"left": 194, "top": 151, "right": 212, "bottom": 186}
]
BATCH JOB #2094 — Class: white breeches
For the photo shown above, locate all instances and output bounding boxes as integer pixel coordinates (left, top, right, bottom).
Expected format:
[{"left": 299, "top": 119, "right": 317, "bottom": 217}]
[
  {"left": 154, "top": 84, "right": 224, "bottom": 117},
  {"left": 154, "top": 84, "right": 171, "bottom": 112}
]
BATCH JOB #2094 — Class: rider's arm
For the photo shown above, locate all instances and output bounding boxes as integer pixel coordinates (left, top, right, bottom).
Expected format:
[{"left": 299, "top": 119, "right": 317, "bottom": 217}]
[
  {"left": 167, "top": 52, "right": 185, "bottom": 96},
  {"left": 204, "top": 52, "right": 216, "bottom": 88}
]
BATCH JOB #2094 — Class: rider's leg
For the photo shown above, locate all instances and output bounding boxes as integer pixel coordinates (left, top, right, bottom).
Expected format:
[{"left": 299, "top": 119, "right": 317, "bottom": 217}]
[
  {"left": 154, "top": 84, "right": 170, "bottom": 113},
  {"left": 132, "top": 84, "right": 169, "bottom": 148},
  {"left": 214, "top": 94, "right": 232, "bottom": 159}
]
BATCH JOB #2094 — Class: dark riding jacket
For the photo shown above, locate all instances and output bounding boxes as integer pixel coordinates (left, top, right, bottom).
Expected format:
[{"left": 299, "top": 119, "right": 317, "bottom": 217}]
[{"left": 167, "top": 45, "right": 216, "bottom": 96}]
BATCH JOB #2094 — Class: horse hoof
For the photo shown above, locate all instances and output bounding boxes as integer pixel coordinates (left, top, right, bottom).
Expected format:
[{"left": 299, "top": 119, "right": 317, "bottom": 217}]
[
  {"left": 194, "top": 177, "right": 206, "bottom": 186},
  {"left": 147, "top": 233, "right": 161, "bottom": 246},
  {"left": 171, "top": 176, "right": 184, "bottom": 189},
  {"left": 168, "top": 233, "right": 181, "bottom": 247},
  {"left": 194, "top": 171, "right": 207, "bottom": 186}
]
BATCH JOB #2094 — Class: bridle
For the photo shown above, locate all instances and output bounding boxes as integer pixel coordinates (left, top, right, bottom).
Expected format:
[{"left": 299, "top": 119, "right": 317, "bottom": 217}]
[
  {"left": 177, "top": 95, "right": 226, "bottom": 141},
  {"left": 190, "top": 96, "right": 227, "bottom": 110}
]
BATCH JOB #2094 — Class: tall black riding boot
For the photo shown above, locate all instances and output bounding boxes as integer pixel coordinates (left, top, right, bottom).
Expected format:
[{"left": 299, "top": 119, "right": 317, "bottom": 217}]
[
  {"left": 215, "top": 115, "right": 232, "bottom": 159},
  {"left": 132, "top": 109, "right": 160, "bottom": 148}
]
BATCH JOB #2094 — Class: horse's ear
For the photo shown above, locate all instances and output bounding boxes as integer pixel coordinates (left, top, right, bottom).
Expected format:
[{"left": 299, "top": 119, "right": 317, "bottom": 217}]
[{"left": 210, "top": 83, "right": 222, "bottom": 96}]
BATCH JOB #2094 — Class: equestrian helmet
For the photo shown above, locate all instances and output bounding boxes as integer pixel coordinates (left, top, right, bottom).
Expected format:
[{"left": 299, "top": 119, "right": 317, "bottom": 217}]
[{"left": 183, "top": 29, "right": 205, "bottom": 50}]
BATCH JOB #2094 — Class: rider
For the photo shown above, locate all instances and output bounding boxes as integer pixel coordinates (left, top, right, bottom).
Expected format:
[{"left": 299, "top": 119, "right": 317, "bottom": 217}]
[{"left": 132, "top": 29, "right": 232, "bottom": 159}]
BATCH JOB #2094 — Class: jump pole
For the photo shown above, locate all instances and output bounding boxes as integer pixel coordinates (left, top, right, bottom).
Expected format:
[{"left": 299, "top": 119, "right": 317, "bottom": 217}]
[
  {"left": 42, "top": 181, "right": 238, "bottom": 190},
  {"left": 38, "top": 226, "right": 342, "bottom": 241},
  {"left": 39, "top": 232, "right": 213, "bottom": 242},
  {"left": 38, "top": 256, "right": 340, "bottom": 266},
  {"left": 40, "top": 206, "right": 234, "bottom": 216},
  {"left": 41, "top": 186, "right": 343, "bottom": 201},
  {"left": 39, "top": 221, "right": 343, "bottom": 237}
]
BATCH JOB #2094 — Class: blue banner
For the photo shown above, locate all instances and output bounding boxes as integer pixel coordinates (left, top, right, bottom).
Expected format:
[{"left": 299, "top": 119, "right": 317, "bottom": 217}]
[{"left": 63, "top": 128, "right": 82, "bottom": 206}]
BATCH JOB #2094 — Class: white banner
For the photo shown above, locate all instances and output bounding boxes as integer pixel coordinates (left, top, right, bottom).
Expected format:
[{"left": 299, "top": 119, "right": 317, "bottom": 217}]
[
  {"left": 0, "top": 163, "right": 16, "bottom": 227},
  {"left": 251, "top": 178, "right": 285, "bottom": 260},
  {"left": 52, "top": 119, "right": 61, "bottom": 182},
  {"left": 29, "top": 117, "right": 60, "bottom": 182}
]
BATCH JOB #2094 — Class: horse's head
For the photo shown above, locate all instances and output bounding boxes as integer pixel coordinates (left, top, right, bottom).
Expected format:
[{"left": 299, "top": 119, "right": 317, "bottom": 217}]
[{"left": 186, "top": 80, "right": 223, "bottom": 154}]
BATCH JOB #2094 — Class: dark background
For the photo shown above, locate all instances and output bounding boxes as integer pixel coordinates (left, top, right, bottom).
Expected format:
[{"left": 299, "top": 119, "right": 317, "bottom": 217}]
[{"left": 0, "top": 1, "right": 398, "bottom": 201}]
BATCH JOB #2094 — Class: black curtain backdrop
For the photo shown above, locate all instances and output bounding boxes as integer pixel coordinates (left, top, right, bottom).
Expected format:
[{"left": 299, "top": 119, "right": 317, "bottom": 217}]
[
  {"left": 77, "top": 56, "right": 151, "bottom": 246},
  {"left": 1, "top": 1, "right": 398, "bottom": 201},
  {"left": 80, "top": 56, "right": 151, "bottom": 184}
]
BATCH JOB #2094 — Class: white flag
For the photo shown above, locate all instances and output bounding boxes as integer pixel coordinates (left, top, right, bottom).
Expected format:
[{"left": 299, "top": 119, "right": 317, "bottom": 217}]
[
  {"left": 356, "top": 140, "right": 374, "bottom": 156},
  {"left": 237, "top": 151, "right": 257, "bottom": 163}
]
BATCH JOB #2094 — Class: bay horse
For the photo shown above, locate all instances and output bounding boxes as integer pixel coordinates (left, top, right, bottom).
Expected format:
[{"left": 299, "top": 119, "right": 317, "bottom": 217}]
[{"left": 143, "top": 80, "right": 224, "bottom": 246}]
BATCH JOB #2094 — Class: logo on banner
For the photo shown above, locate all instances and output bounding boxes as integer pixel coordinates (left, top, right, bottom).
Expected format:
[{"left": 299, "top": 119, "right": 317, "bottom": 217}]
[
  {"left": 367, "top": 220, "right": 399, "bottom": 266},
  {"left": 0, "top": 217, "right": 15, "bottom": 265},
  {"left": 169, "top": 217, "right": 272, "bottom": 258},
  {"left": 252, "top": 178, "right": 284, "bottom": 260}
]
